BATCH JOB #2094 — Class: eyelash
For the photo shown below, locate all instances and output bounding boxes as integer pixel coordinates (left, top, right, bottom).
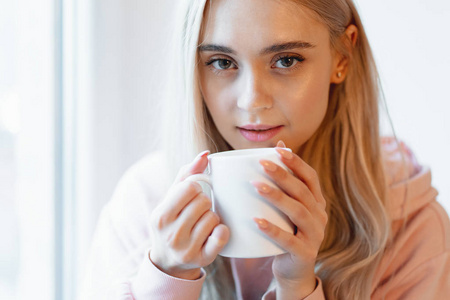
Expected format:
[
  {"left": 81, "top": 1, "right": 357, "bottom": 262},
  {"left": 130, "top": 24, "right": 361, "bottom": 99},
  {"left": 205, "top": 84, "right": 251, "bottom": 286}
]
[
  {"left": 272, "top": 54, "right": 305, "bottom": 71},
  {"left": 205, "top": 58, "right": 238, "bottom": 74},
  {"left": 204, "top": 54, "right": 305, "bottom": 74}
]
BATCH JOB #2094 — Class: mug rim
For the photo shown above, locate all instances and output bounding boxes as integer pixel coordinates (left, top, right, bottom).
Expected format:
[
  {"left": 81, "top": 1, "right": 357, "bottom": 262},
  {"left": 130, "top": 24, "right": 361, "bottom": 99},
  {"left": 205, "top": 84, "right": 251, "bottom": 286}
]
[{"left": 209, "top": 147, "right": 279, "bottom": 158}]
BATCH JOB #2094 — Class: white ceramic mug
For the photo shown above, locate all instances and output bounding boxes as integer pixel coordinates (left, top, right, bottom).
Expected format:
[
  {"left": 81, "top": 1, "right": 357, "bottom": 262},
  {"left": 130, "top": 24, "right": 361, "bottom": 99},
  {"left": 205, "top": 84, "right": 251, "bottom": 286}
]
[{"left": 189, "top": 148, "right": 294, "bottom": 258}]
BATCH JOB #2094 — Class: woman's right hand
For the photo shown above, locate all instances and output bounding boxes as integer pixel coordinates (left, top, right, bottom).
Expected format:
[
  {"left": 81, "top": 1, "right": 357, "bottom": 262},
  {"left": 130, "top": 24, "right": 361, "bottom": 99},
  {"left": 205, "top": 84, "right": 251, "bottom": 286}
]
[{"left": 149, "top": 151, "right": 229, "bottom": 280}]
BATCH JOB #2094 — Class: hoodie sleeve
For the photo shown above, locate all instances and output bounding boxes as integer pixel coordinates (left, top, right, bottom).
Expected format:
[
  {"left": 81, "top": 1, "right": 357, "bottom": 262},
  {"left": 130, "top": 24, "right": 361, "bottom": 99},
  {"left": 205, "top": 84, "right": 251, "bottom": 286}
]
[
  {"left": 262, "top": 278, "right": 326, "bottom": 300},
  {"left": 78, "top": 153, "right": 206, "bottom": 300}
]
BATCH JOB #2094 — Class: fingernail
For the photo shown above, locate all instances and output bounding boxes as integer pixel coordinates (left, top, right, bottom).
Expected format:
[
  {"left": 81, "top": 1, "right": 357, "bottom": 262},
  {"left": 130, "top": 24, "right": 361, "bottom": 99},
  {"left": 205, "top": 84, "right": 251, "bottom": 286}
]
[
  {"left": 276, "top": 148, "right": 293, "bottom": 160},
  {"left": 199, "top": 150, "right": 210, "bottom": 158},
  {"left": 260, "top": 160, "right": 277, "bottom": 172},
  {"left": 276, "top": 140, "right": 286, "bottom": 148},
  {"left": 250, "top": 181, "right": 271, "bottom": 194},
  {"left": 254, "top": 218, "right": 268, "bottom": 229},
  {"left": 194, "top": 150, "right": 210, "bottom": 163}
]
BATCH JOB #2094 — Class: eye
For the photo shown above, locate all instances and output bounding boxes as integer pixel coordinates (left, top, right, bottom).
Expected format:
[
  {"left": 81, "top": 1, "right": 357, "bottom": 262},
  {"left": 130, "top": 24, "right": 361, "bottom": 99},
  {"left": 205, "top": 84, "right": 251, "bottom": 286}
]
[
  {"left": 207, "top": 59, "right": 237, "bottom": 70},
  {"left": 273, "top": 55, "right": 305, "bottom": 69}
]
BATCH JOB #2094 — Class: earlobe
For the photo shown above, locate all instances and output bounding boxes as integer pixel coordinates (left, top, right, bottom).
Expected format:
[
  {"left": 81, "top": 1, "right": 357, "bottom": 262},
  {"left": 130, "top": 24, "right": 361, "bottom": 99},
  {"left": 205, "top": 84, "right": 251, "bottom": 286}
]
[
  {"left": 330, "top": 54, "right": 348, "bottom": 84},
  {"left": 331, "top": 69, "right": 346, "bottom": 84}
]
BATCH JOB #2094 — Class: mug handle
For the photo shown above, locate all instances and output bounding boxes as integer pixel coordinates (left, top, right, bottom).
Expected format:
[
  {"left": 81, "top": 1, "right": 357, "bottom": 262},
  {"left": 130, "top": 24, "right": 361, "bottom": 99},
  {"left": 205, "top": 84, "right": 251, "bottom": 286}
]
[{"left": 186, "top": 174, "right": 215, "bottom": 211}]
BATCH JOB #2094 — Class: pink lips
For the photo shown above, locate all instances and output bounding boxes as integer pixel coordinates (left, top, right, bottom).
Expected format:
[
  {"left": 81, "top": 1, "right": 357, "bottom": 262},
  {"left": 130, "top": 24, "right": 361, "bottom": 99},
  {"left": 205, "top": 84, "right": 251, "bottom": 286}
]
[{"left": 238, "top": 124, "right": 283, "bottom": 142}]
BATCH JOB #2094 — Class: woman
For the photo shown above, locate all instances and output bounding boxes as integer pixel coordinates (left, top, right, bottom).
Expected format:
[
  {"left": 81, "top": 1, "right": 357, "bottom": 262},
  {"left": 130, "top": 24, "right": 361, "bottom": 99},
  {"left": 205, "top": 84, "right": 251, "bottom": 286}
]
[{"left": 81, "top": 0, "right": 450, "bottom": 299}]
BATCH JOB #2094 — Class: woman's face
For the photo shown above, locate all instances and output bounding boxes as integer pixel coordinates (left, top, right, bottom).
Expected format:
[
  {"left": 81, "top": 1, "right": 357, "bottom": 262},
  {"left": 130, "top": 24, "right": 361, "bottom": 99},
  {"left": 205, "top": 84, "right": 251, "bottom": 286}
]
[{"left": 198, "top": 0, "right": 342, "bottom": 154}]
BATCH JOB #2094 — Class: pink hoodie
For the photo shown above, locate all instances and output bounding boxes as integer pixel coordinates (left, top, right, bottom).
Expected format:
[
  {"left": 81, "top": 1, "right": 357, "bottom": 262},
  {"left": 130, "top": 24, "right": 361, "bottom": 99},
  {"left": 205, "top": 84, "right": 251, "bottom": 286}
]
[{"left": 80, "top": 138, "right": 450, "bottom": 299}]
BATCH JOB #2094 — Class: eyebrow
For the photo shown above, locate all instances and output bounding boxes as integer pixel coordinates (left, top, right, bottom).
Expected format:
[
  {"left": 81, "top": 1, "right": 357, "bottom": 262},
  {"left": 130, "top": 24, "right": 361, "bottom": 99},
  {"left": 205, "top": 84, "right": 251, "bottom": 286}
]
[
  {"left": 198, "top": 44, "right": 236, "bottom": 54},
  {"left": 197, "top": 41, "right": 315, "bottom": 55},
  {"left": 260, "top": 41, "right": 315, "bottom": 55}
]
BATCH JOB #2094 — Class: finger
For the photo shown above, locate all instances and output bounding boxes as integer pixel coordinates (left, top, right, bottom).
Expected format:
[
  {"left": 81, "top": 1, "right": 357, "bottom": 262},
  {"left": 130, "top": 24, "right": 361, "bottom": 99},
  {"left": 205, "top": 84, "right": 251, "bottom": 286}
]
[
  {"left": 251, "top": 181, "right": 314, "bottom": 231},
  {"left": 259, "top": 159, "right": 316, "bottom": 212},
  {"left": 190, "top": 210, "right": 220, "bottom": 249},
  {"left": 275, "top": 148, "right": 326, "bottom": 208},
  {"left": 252, "top": 180, "right": 328, "bottom": 242},
  {"left": 254, "top": 218, "right": 320, "bottom": 261},
  {"left": 176, "top": 192, "right": 213, "bottom": 235},
  {"left": 253, "top": 218, "right": 303, "bottom": 255},
  {"left": 160, "top": 180, "right": 204, "bottom": 222},
  {"left": 175, "top": 150, "right": 210, "bottom": 183},
  {"left": 202, "top": 224, "right": 229, "bottom": 261}
]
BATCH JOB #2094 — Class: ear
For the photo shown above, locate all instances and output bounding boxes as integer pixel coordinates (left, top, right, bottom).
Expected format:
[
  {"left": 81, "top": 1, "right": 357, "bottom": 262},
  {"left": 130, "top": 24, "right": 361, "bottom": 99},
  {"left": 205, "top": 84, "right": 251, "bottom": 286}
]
[{"left": 330, "top": 24, "right": 358, "bottom": 84}]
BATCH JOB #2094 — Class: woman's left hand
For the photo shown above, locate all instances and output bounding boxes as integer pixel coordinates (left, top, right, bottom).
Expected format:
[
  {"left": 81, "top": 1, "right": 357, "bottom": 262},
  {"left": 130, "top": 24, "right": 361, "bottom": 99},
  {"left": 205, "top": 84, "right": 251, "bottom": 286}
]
[{"left": 251, "top": 141, "right": 328, "bottom": 299}]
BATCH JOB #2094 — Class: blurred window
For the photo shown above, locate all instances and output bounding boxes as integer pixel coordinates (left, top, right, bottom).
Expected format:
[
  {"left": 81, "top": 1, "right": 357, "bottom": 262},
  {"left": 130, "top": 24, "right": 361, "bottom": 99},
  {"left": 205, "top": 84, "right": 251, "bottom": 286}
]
[{"left": 0, "top": 0, "right": 56, "bottom": 299}]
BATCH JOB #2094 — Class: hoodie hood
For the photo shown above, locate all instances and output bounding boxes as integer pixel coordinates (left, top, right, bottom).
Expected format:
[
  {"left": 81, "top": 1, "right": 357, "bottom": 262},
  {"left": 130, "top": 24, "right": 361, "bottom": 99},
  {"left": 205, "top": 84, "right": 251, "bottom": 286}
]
[{"left": 382, "top": 137, "right": 439, "bottom": 220}]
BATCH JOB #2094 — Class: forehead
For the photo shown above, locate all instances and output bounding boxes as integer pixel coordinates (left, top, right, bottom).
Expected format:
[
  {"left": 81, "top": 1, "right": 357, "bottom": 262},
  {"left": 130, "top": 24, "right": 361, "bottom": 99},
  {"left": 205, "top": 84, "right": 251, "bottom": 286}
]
[{"left": 199, "top": 0, "right": 329, "bottom": 49}]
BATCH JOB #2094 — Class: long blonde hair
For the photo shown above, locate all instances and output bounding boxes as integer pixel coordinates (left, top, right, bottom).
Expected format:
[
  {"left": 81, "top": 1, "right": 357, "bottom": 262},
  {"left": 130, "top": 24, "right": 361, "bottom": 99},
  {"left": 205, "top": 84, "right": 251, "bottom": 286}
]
[{"left": 162, "top": 0, "right": 391, "bottom": 299}]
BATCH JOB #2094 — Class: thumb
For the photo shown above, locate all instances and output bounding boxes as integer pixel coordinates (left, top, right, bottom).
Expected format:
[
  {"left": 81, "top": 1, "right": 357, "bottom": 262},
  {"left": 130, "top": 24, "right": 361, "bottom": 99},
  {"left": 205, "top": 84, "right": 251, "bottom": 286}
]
[{"left": 176, "top": 150, "right": 210, "bottom": 182}]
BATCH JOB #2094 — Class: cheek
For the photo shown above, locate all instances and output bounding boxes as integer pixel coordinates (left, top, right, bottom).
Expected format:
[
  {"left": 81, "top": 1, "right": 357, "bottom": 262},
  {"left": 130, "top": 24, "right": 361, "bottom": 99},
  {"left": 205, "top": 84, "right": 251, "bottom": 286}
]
[
  {"left": 201, "top": 75, "right": 235, "bottom": 113},
  {"left": 303, "top": 76, "right": 330, "bottom": 114},
  {"left": 280, "top": 72, "right": 330, "bottom": 129},
  {"left": 203, "top": 88, "right": 224, "bottom": 117}
]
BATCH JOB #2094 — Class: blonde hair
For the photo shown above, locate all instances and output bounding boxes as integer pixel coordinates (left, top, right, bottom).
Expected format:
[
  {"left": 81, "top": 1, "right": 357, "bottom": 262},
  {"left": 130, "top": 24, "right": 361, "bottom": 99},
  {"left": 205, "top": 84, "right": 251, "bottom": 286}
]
[{"left": 162, "top": 0, "right": 391, "bottom": 299}]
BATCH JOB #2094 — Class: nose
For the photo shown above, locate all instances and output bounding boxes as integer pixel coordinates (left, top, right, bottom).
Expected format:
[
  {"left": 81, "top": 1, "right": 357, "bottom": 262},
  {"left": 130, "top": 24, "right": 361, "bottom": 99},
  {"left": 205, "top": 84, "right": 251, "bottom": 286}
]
[{"left": 236, "top": 68, "right": 273, "bottom": 112}]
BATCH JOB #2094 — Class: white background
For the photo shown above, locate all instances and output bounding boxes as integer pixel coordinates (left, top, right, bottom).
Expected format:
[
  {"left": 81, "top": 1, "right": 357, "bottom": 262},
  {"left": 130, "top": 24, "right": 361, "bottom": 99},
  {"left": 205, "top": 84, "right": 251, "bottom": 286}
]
[{"left": 356, "top": 0, "right": 450, "bottom": 213}]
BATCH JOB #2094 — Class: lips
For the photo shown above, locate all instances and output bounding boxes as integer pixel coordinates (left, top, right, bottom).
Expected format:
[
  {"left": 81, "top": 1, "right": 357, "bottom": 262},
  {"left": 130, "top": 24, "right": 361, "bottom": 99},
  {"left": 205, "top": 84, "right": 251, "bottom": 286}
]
[{"left": 238, "top": 125, "right": 283, "bottom": 142}]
